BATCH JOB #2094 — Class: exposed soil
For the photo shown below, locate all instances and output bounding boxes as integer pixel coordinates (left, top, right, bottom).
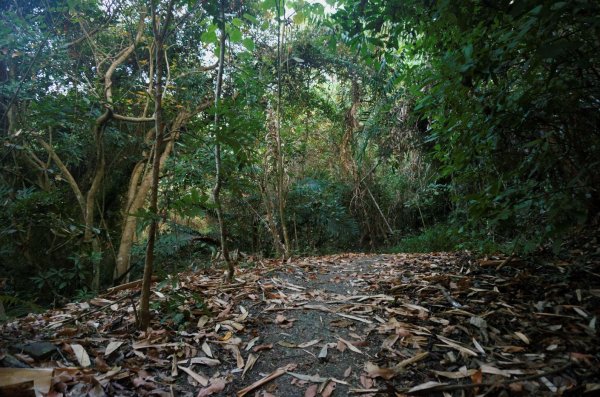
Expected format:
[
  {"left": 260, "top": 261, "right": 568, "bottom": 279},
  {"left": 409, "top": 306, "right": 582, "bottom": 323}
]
[
  {"left": 231, "top": 255, "right": 390, "bottom": 396},
  {"left": 1, "top": 250, "right": 599, "bottom": 396}
]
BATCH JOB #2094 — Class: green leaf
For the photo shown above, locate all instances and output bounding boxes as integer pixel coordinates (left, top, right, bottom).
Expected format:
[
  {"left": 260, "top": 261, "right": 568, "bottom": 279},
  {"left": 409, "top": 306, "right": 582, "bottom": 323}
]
[
  {"left": 201, "top": 30, "right": 218, "bottom": 45},
  {"left": 229, "top": 28, "right": 242, "bottom": 43},
  {"left": 243, "top": 13, "right": 258, "bottom": 24},
  {"left": 242, "top": 37, "right": 255, "bottom": 51},
  {"left": 232, "top": 17, "right": 243, "bottom": 27},
  {"left": 529, "top": 5, "right": 543, "bottom": 15},
  {"left": 463, "top": 43, "right": 473, "bottom": 60},
  {"left": 293, "top": 11, "right": 305, "bottom": 24},
  {"left": 327, "top": 37, "right": 337, "bottom": 52}
]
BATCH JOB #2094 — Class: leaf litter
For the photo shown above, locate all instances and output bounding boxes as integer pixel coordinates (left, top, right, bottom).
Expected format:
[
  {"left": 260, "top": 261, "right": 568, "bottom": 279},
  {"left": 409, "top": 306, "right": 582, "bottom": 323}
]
[{"left": 0, "top": 250, "right": 598, "bottom": 396}]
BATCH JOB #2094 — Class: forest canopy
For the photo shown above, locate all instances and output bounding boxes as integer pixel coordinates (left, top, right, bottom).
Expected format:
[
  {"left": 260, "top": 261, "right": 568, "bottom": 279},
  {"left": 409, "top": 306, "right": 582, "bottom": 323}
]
[{"left": 1, "top": 0, "right": 599, "bottom": 311}]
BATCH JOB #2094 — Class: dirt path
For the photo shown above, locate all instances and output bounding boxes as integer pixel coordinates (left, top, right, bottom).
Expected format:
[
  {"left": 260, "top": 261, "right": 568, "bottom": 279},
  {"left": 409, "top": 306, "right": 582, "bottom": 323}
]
[
  {"left": 232, "top": 255, "right": 390, "bottom": 396},
  {"left": 1, "top": 252, "right": 598, "bottom": 396}
]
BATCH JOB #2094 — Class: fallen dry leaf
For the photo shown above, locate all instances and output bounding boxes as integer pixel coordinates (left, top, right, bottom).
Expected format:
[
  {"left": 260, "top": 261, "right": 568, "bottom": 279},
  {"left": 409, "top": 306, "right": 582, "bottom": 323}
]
[
  {"left": 237, "top": 363, "right": 296, "bottom": 397},
  {"left": 197, "top": 377, "right": 226, "bottom": 397},
  {"left": 515, "top": 331, "right": 530, "bottom": 345},
  {"left": 360, "top": 373, "right": 373, "bottom": 389},
  {"left": 433, "top": 366, "right": 476, "bottom": 379},
  {"left": 197, "top": 315, "right": 210, "bottom": 328},
  {"left": 318, "top": 344, "right": 328, "bottom": 359},
  {"left": 245, "top": 337, "right": 259, "bottom": 351},
  {"left": 298, "top": 339, "right": 320, "bottom": 348},
  {"left": 178, "top": 366, "right": 209, "bottom": 387},
  {"left": 252, "top": 343, "right": 273, "bottom": 352},
  {"left": 337, "top": 337, "right": 363, "bottom": 354},
  {"left": 105, "top": 341, "right": 123, "bottom": 357},
  {"left": 407, "top": 381, "right": 447, "bottom": 393},
  {"left": 365, "top": 362, "right": 396, "bottom": 380},
  {"left": 287, "top": 372, "right": 328, "bottom": 383},
  {"left": 274, "top": 314, "right": 296, "bottom": 329},
  {"left": 202, "top": 341, "right": 213, "bottom": 357},
  {"left": 0, "top": 368, "right": 53, "bottom": 395},
  {"left": 304, "top": 384, "right": 318, "bottom": 397},
  {"left": 70, "top": 344, "right": 91, "bottom": 368},
  {"left": 321, "top": 380, "right": 336, "bottom": 397},
  {"left": 181, "top": 357, "right": 221, "bottom": 367},
  {"left": 224, "top": 344, "right": 244, "bottom": 368},
  {"left": 242, "top": 353, "right": 258, "bottom": 378},
  {"left": 2, "top": 251, "right": 596, "bottom": 397}
]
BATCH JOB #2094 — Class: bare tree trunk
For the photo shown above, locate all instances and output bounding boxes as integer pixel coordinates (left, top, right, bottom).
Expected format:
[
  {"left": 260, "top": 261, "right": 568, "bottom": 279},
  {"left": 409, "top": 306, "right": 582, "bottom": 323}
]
[
  {"left": 260, "top": 170, "right": 284, "bottom": 257},
  {"left": 86, "top": 111, "right": 110, "bottom": 291},
  {"left": 275, "top": 120, "right": 290, "bottom": 258},
  {"left": 114, "top": 158, "right": 146, "bottom": 283},
  {"left": 275, "top": 0, "right": 290, "bottom": 258},
  {"left": 114, "top": 107, "right": 206, "bottom": 282},
  {"left": 341, "top": 80, "right": 360, "bottom": 180},
  {"left": 138, "top": 0, "right": 175, "bottom": 331},
  {"left": 212, "top": 0, "right": 234, "bottom": 281}
]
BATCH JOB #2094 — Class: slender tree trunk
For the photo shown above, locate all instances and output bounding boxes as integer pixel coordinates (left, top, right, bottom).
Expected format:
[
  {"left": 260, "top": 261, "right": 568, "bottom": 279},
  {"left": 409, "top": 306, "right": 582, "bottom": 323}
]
[
  {"left": 212, "top": 0, "right": 234, "bottom": 281},
  {"left": 260, "top": 172, "right": 284, "bottom": 257},
  {"left": 275, "top": 0, "right": 290, "bottom": 258},
  {"left": 139, "top": 0, "right": 174, "bottom": 330},
  {"left": 341, "top": 80, "right": 360, "bottom": 180},
  {"left": 86, "top": 111, "right": 110, "bottom": 291}
]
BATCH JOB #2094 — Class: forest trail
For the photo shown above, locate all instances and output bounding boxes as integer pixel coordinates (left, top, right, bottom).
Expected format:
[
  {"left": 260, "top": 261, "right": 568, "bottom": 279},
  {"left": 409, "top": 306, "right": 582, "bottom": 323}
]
[{"left": 1, "top": 252, "right": 599, "bottom": 396}]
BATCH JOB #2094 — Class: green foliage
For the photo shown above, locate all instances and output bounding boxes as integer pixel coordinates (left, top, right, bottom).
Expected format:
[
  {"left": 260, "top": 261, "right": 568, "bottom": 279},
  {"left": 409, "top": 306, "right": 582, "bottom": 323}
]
[
  {"left": 3, "top": 0, "right": 598, "bottom": 316},
  {"left": 391, "top": 223, "right": 514, "bottom": 255},
  {"left": 0, "top": 295, "right": 42, "bottom": 320},
  {"left": 30, "top": 254, "right": 91, "bottom": 301},
  {"left": 334, "top": 0, "right": 600, "bottom": 249},
  {"left": 0, "top": 182, "right": 93, "bottom": 303},
  {"left": 288, "top": 178, "right": 359, "bottom": 251},
  {"left": 391, "top": 225, "right": 462, "bottom": 253}
]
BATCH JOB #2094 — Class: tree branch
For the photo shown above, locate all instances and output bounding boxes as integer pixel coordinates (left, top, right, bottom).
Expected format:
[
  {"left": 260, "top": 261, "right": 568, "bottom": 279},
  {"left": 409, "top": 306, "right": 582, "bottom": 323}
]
[
  {"left": 104, "top": 12, "right": 146, "bottom": 106},
  {"left": 174, "top": 61, "right": 219, "bottom": 79},
  {"left": 39, "top": 140, "right": 86, "bottom": 217},
  {"left": 112, "top": 113, "right": 155, "bottom": 123}
]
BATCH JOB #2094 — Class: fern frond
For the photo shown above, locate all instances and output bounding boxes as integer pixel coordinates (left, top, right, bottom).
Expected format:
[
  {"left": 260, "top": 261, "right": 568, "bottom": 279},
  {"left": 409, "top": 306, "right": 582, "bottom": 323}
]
[{"left": 0, "top": 295, "right": 42, "bottom": 319}]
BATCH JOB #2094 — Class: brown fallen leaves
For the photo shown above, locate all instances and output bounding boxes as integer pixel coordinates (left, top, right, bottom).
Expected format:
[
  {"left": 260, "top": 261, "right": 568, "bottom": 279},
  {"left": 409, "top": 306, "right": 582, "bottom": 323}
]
[
  {"left": 197, "top": 378, "right": 227, "bottom": 397},
  {"left": 274, "top": 314, "right": 295, "bottom": 329},
  {"left": 0, "top": 250, "right": 598, "bottom": 396}
]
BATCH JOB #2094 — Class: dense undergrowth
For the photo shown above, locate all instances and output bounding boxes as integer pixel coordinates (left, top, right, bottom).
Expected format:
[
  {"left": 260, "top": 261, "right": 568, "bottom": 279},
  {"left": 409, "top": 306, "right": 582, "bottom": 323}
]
[{"left": 1, "top": 0, "right": 598, "bottom": 319}]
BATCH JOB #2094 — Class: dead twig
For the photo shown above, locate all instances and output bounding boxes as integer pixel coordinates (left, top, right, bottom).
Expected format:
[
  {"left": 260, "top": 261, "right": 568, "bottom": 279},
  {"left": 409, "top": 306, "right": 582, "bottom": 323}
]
[
  {"left": 236, "top": 364, "right": 295, "bottom": 397},
  {"left": 104, "top": 276, "right": 159, "bottom": 295}
]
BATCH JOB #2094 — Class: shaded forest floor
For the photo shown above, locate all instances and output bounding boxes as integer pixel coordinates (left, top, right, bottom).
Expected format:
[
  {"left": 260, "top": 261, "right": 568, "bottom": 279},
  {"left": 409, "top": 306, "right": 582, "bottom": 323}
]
[{"left": 1, "top": 247, "right": 599, "bottom": 396}]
